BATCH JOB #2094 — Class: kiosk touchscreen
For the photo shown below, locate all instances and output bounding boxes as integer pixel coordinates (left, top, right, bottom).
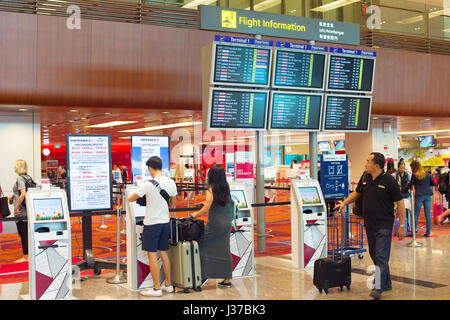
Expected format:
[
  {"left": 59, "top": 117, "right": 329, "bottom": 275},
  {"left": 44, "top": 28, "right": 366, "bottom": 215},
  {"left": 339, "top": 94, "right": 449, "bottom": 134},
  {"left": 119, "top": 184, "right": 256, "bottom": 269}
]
[
  {"left": 125, "top": 185, "right": 165, "bottom": 290},
  {"left": 229, "top": 183, "right": 255, "bottom": 278},
  {"left": 26, "top": 188, "right": 72, "bottom": 300},
  {"left": 290, "top": 179, "right": 327, "bottom": 268}
]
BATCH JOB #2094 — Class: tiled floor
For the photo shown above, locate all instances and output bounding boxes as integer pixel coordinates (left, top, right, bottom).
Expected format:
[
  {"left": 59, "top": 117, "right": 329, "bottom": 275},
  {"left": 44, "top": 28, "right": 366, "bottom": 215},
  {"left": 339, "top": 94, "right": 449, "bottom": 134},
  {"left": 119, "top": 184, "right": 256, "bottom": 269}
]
[{"left": 2, "top": 234, "right": 449, "bottom": 300}]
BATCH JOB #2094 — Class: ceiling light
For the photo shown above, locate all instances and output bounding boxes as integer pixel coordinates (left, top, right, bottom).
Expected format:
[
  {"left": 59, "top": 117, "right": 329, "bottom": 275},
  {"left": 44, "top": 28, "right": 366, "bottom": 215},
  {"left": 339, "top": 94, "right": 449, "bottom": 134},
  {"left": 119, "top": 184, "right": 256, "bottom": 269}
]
[
  {"left": 311, "top": 0, "right": 359, "bottom": 13},
  {"left": 182, "top": 0, "right": 216, "bottom": 9},
  {"left": 398, "top": 129, "right": 450, "bottom": 135},
  {"left": 51, "top": 124, "right": 57, "bottom": 127},
  {"left": 18, "top": 108, "right": 28, "bottom": 112},
  {"left": 105, "top": 113, "right": 111, "bottom": 115},
  {"left": 87, "top": 121, "right": 138, "bottom": 128},
  {"left": 424, "top": 118, "right": 431, "bottom": 121},
  {"left": 119, "top": 121, "right": 202, "bottom": 133},
  {"left": 42, "top": 148, "right": 51, "bottom": 156},
  {"left": 69, "top": 109, "right": 78, "bottom": 113},
  {"left": 118, "top": 136, "right": 131, "bottom": 140}
]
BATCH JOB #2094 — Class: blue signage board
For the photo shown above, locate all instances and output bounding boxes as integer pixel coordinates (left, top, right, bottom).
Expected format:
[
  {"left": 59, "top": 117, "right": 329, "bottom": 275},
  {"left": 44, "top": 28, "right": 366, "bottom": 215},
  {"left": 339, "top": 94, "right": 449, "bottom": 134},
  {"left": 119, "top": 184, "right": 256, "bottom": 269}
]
[
  {"left": 320, "top": 154, "right": 349, "bottom": 199},
  {"left": 214, "top": 35, "right": 273, "bottom": 47},
  {"left": 329, "top": 47, "right": 377, "bottom": 57},
  {"left": 276, "top": 41, "right": 328, "bottom": 53}
]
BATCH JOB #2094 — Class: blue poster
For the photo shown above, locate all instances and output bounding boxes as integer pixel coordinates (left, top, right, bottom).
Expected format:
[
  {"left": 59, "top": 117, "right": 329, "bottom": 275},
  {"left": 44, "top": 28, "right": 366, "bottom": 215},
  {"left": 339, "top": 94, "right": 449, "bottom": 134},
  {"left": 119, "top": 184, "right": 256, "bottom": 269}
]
[
  {"left": 320, "top": 154, "right": 348, "bottom": 199},
  {"left": 131, "top": 136, "right": 170, "bottom": 182}
]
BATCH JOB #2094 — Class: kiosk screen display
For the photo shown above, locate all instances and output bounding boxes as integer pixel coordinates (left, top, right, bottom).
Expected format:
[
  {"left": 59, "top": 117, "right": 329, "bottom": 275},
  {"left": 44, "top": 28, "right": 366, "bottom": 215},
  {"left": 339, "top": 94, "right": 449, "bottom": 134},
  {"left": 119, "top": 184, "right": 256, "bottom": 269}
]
[
  {"left": 298, "top": 187, "right": 321, "bottom": 205},
  {"left": 209, "top": 89, "right": 269, "bottom": 130},
  {"left": 334, "top": 140, "right": 345, "bottom": 151},
  {"left": 270, "top": 93, "right": 322, "bottom": 131},
  {"left": 327, "top": 55, "right": 375, "bottom": 93},
  {"left": 230, "top": 190, "right": 248, "bottom": 210},
  {"left": 33, "top": 198, "right": 64, "bottom": 221},
  {"left": 419, "top": 135, "right": 435, "bottom": 148},
  {"left": 131, "top": 136, "right": 170, "bottom": 182},
  {"left": 184, "top": 170, "right": 194, "bottom": 178},
  {"left": 273, "top": 50, "right": 325, "bottom": 89},
  {"left": 213, "top": 44, "right": 271, "bottom": 86},
  {"left": 323, "top": 95, "right": 371, "bottom": 132},
  {"left": 134, "top": 201, "right": 146, "bottom": 218},
  {"left": 318, "top": 141, "right": 331, "bottom": 152}
]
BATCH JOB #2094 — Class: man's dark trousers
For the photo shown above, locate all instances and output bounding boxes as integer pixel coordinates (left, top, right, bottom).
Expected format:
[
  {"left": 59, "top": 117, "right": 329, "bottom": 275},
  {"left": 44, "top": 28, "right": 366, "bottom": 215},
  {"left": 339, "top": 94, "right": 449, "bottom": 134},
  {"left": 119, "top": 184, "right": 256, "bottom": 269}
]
[{"left": 365, "top": 227, "right": 393, "bottom": 291}]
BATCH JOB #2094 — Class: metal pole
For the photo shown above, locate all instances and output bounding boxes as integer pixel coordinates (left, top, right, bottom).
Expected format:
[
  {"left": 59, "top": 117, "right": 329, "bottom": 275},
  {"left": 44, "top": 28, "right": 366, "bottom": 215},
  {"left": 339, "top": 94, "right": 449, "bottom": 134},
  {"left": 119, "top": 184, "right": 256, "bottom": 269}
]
[
  {"left": 407, "top": 189, "right": 423, "bottom": 248},
  {"left": 308, "top": 40, "right": 318, "bottom": 181},
  {"left": 256, "top": 130, "right": 266, "bottom": 253},
  {"left": 254, "top": 34, "right": 267, "bottom": 253},
  {"left": 97, "top": 215, "right": 109, "bottom": 229},
  {"left": 107, "top": 207, "right": 127, "bottom": 284}
]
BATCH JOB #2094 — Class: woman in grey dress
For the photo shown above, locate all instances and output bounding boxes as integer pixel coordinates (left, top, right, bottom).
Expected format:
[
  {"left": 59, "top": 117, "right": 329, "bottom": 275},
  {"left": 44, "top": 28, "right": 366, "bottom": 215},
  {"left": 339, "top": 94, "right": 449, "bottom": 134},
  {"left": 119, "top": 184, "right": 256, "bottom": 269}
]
[{"left": 192, "top": 164, "right": 232, "bottom": 288}]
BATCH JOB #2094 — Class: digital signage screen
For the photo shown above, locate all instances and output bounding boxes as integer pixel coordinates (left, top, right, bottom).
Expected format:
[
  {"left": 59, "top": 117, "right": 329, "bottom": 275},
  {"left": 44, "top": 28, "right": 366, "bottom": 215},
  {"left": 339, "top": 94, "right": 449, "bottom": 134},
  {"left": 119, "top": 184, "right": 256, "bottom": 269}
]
[
  {"left": 323, "top": 95, "right": 372, "bottom": 132},
  {"left": 269, "top": 92, "right": 323, "bottom": 131},
  {"left": 131, "top": 136, "right": 170, "bottom": 183},
  {"left": 334, "top": 140, "right": 346, "bottom": 151},
  {"left": 273, "top": 48, "right": 326, "bottom": 90},
  {"left": 208, "top": 88, "right": 269, "bottom": 130},
  {"left": 212, "top": 43, "right": 272, "bottom": 87},
  {"left": 418, "top": 135, "right": 435, "bottom": 148},
  {"left": 327, "top": 48, "right": 376, "bottom": 94},
  {"left": 318, "top": 141, "right": 331, "bottom": 152}
]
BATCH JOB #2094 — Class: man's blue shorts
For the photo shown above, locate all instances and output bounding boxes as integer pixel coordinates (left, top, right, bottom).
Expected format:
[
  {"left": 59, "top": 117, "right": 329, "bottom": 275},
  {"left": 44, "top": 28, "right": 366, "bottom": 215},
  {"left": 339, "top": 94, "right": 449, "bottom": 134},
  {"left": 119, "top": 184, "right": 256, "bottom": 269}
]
[{"left": 142, "top": 222, "right": 170, "bottom": 252}]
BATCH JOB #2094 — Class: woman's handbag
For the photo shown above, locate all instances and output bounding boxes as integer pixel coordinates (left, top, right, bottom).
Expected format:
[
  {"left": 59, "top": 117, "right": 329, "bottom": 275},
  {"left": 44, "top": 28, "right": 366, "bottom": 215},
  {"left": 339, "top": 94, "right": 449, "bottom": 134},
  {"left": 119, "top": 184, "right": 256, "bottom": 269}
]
[
  {"left": 179, "top": 216, "right": 205, "bottom": 241},
  {"left": 0, "top": 186, "right": 11, "bottom": 218}
]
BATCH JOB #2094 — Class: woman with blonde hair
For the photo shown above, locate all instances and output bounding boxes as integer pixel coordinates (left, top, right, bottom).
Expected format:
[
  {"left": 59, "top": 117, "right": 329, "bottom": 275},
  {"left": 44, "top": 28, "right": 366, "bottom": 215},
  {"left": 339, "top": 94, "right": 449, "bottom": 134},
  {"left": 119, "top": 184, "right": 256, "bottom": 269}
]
[
  {"left": 11, "top": 160, "right": 34, "bottom": 263},
  {"left": 402, "top": 160, "right": 435, "bottom": 237}
]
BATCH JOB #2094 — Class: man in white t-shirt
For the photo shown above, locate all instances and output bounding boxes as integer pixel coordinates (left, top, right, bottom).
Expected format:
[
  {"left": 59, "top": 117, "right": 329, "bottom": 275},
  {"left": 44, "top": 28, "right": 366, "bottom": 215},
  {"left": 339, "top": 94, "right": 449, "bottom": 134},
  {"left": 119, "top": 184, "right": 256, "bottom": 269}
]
[{"left": 128, "top": 156, "right": 177, "bottom": 297}]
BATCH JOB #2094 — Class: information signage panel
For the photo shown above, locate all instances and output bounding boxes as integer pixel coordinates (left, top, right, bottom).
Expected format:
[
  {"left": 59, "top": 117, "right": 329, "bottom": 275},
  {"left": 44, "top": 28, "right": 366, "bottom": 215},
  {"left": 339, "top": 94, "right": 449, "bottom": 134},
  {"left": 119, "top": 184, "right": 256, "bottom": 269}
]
[
  {"left": 212, "top": 36, "right": 273, "bottom": 87},
  {"left": 131, "top": 136, "right": 170, "bottom": 183},
  {"left": 327, "top": 47, "right": 376, "bottom": 94},
  {"left": 67, "top": 135, "right": 112, "bottom": 211},
  {"left": 320, "top": 154, "right": 349, "bottom": 199}
]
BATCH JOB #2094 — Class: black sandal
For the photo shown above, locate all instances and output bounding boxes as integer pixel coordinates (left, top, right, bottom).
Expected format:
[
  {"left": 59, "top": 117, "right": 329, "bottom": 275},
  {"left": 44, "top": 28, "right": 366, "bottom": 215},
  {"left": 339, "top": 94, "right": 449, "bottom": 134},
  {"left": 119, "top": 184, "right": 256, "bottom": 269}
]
[{"left": 218, "top": 281, "right": 232, "bottom": 288}]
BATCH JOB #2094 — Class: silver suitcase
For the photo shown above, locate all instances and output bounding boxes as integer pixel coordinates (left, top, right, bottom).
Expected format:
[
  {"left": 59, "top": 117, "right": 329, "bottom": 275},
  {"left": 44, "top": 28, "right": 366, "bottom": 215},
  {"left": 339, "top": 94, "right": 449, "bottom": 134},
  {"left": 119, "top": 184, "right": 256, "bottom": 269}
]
[{"left": 168, "top": 240, "right": 202, "bottom": 293}]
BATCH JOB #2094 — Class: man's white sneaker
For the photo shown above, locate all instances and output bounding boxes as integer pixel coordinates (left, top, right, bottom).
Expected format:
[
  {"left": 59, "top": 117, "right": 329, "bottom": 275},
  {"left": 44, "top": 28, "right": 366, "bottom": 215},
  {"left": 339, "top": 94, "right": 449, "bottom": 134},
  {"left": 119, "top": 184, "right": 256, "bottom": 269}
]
[
  {"left": 140, "top": 288, "right": 163, "bottom": 297},
  {"left": 162, "top": 285, "right": 174, "bottom": 293}
]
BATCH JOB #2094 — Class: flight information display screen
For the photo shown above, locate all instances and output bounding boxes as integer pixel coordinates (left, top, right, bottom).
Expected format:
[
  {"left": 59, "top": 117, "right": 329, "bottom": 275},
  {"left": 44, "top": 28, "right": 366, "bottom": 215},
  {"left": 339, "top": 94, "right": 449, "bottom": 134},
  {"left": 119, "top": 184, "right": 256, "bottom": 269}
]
[
  {"left": 273, "top": 50, "right": 326, "bottom": 89},
  {"left": 323, "top": 95, "right": 372, "bottom": 132},
  {"left": 213, "top": 44, "right": 271, "bottom": 86},
  {"left": 209, "top": 89, "right": 269, "bottom": 130},
  {"left": 327, "top": 48, "right": 376, "bottom": 93},
  {"left": 269, "top": 92, "right": 322, "bottom": 131}
]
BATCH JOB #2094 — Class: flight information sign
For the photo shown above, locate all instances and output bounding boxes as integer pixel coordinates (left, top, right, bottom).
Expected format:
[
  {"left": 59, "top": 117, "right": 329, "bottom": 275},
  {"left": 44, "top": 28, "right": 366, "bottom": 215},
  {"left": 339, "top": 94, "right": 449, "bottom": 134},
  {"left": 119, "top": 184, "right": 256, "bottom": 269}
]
[
  {"left": 269, "top": 92, "right": 323, "bottom": 131},
  {"left": 323, "top": 95, "right": 372, "bottom": 132},
  {"left": 272, "top": 42, "right": 327, "bottom": 90},
  {"left": 212, "top": 36, "right": 272, "bottom": 87},
  {"left": 327, "top": 47, "right": 376, "bottom": 94},
  {"left": 208, "top": 88, "right": 269, "bottom": 130}
]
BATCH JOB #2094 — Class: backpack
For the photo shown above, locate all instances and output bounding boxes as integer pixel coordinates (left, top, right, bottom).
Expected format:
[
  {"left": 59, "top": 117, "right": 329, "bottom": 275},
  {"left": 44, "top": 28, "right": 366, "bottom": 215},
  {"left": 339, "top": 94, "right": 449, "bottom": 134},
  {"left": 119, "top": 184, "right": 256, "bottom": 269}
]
[
  {"left": 20, "top": 175, "right": 37, "bottom": 209},
  {"left": 437, "top": 172, "right": 449, "bottom": 195}
]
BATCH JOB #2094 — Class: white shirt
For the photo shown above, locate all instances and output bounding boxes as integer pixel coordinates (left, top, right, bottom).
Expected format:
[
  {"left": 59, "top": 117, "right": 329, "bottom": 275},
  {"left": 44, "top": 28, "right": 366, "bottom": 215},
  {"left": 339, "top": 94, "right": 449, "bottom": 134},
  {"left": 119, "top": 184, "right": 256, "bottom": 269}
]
[{"left": 135, "top": 176, "right": 177, "bottom": 226}]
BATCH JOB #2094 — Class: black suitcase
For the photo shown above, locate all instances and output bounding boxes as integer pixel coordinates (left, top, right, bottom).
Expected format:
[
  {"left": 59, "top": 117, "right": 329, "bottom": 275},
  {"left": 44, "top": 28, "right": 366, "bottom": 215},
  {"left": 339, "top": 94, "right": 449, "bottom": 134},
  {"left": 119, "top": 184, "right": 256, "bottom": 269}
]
[{"left": 313, "top": 210, "right": 351, "bottom": 294}]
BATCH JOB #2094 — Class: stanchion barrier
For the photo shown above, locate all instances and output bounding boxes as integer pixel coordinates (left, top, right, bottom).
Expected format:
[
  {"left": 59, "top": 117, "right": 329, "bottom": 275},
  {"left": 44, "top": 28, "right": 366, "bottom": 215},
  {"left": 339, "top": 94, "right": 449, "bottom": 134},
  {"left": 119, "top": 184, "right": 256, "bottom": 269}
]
[
  {"left": 97, "top": 215, "right": 109, "bottom": 230},
  {"left": 107, "top": 207, "right": 127, "bottom": 284},
  {"left": 407, "top": 189, "right": 424, "bottom": 248}
]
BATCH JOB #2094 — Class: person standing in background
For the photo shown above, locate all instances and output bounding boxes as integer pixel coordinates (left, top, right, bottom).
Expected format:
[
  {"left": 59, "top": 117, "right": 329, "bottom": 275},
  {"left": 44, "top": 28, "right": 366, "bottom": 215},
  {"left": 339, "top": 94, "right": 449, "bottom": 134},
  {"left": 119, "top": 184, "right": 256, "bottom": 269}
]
[
  {"left": 121, "top": 165, "right": 128, "bottom": 184},
  {"left": 394, "top": 162, "right": 412, "bottom": 235},
  {"left": 11, "top": 160, "right": 33, "bottom": 263},
  {"left": 403, "top": 160, "right": 435, "bottom": 237}
]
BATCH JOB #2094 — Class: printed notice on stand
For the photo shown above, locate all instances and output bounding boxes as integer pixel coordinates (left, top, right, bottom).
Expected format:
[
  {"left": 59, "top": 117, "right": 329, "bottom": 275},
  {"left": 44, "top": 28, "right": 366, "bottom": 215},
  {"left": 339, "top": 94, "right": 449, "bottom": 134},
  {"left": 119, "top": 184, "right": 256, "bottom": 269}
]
[{"left": 67, "top": 135, "right": 112, "bottom": 211}]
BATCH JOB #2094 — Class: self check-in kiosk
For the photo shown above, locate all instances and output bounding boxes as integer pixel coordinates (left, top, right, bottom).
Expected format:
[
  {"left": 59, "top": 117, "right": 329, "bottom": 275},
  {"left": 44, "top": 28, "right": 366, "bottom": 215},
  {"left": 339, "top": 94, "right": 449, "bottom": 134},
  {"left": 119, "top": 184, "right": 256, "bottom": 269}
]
[
  {"left": 290, "top": 179, "right": 327, "bottom": 269},
  {"left": 26, "top": 187, "right": 72, "bottom": 300},
  {"left": 229, "top": 183, "right": 255, "bottom": 278},
  {"left": 125, "top": 184, "right": 165, "bottom": 290}
]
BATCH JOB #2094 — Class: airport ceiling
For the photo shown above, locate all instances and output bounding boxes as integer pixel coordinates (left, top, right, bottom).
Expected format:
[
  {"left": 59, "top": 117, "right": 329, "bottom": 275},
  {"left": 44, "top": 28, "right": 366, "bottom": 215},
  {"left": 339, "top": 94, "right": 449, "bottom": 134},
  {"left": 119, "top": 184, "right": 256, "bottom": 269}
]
[{"left": 1, "top": 105, "right": 449, "bottom": 146}]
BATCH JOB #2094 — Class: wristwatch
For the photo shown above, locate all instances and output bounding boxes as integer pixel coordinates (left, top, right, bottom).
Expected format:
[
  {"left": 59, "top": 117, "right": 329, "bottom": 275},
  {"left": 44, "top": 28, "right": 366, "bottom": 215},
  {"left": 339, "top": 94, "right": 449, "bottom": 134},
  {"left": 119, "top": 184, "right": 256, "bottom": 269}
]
[{"left": 399, "top": 224, "right": 406, "bottom": 228}]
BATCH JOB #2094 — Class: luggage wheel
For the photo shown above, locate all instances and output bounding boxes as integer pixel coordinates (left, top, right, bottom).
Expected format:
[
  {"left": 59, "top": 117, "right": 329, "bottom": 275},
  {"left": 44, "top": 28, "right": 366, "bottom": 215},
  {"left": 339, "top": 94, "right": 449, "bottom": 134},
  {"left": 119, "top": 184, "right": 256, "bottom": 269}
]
[
  {"left": 194, "top": 287, "right": 202, "bottom": 292},
  {"left": 358, "top": 254, "right": 364, "bottom": 259},
  {"left": 183, "top": 288, "right": 190, "bottom": 294},
  {"left": 346, "top": 285, "right": 351, "bottom": 290},
  {"left": 94, "top": 267, "right": 101, "bottom": 276}
]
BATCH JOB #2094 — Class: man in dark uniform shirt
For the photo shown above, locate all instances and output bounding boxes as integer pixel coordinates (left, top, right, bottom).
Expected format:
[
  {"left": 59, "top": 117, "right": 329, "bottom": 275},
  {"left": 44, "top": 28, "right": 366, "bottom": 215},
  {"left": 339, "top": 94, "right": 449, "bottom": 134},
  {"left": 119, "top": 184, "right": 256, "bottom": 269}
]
[{"left": 336, "top": 152, "right": 406, "bottom": 300}]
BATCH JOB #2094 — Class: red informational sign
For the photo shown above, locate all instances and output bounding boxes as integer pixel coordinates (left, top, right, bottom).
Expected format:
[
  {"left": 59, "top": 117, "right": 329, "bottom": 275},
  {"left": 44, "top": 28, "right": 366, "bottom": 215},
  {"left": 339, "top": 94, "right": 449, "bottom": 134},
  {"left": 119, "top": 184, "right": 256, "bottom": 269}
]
[{"left": 235, "top": 162, "right": 253, "bottom": 180}]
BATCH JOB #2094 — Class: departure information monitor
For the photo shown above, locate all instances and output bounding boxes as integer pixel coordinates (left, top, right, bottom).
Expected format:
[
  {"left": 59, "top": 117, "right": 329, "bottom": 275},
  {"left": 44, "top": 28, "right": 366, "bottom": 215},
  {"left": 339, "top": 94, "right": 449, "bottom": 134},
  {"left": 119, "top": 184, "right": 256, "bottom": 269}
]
[
  {"left": 212, "top": 36, "right": 273, "bottom": 87},
  {"left": 273, "top": 42, "right": 327, "bottom": 90},
  {"left": 208, "top": 88, "right": 269, "bottom": 130},
  {"left": 327, "top": 48, "right": 376, "bottom": 94},
  {"left": 323, "top": 95, "right": 372, "bottom": 132},
  {"left": 269, "top": 92, "right": 323, "bottom": 131}
]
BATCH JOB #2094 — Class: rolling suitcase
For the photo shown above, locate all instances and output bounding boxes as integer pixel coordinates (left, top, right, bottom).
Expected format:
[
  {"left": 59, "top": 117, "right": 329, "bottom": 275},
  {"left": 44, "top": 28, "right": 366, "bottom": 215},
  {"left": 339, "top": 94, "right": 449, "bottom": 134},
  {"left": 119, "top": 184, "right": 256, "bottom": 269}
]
[
  {"left": 313, "top": 211, "right": 351, "bottom": 294},
  {"left": 433, "top": 202, "right": 444, "bottom": 225},
  {"left": 168, "top": 213, "right": 202, "bottom": 293}
]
